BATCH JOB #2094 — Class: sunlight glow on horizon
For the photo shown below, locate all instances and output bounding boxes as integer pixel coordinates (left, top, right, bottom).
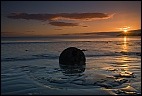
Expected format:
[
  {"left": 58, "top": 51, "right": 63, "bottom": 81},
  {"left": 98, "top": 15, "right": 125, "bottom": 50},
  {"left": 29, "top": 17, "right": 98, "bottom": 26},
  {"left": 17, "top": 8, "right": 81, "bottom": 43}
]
[
  {"left": 1, "top": 1, "right": 140, "bottom": 37},
  {"left": 119, "top": 26, "right": 131, "bottom": 33}
]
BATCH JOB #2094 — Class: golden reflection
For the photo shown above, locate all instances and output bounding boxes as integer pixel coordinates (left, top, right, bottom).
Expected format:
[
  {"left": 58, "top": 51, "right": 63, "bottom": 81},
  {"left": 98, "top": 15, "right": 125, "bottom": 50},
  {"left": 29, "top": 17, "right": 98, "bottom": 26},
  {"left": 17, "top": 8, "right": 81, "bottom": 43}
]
[
  {"left": 119, "top": 56, "right": 129, "bottom": 71},
  {"left": 122, "top": 36, "right": 128, "bottom": 52},
  {"left": 116, "top": 36, "right": 129, "bottom": 71},
  {"left": 115, "top": 55, "right": 130, "bottom": 71},
  {"left": 124, "top": 36, "right": 127, "bottom": 43},
  {"left": 115, "top": 34, "right": 136, "bottom": 77}
]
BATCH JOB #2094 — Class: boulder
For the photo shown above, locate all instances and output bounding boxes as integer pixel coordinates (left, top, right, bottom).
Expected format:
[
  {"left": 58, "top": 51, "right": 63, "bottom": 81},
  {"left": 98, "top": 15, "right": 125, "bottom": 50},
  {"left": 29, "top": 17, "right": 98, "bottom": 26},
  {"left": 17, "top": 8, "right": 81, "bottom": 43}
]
[{"left": 59, "top": 47, "right": 86, "bottom": 65}]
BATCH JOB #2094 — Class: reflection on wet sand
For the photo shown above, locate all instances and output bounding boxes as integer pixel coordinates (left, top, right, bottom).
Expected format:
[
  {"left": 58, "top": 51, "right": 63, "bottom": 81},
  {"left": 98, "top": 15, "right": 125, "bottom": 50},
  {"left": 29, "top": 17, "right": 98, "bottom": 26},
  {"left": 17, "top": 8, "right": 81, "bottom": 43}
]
[
  {"left": 122, "top": 36, "right": 128, "bottom": 52},
  {"left": 59, "top": 64, "right": 86, "bottom": 75},
  {"left": 112, "top": 36, "right": 135, "bottom": 78},
  {"left": 118, "top": 36, "right": 129, "bottom": 71}
]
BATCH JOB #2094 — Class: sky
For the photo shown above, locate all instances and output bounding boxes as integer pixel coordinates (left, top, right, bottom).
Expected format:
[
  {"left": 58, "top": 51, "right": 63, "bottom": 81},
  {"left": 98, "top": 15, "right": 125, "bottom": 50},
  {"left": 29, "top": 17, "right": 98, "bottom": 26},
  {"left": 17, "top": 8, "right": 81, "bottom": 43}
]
[{"left": 1, "top": 1, "right": 141, "bottom": 37}]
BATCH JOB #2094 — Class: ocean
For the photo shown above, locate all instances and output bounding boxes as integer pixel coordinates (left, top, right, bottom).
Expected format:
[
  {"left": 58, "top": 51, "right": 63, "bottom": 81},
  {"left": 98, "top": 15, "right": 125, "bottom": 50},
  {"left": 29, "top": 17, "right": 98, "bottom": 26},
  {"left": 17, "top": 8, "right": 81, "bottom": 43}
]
[{"left": 1, "top": 35, "right": 141, "bottom": 95}]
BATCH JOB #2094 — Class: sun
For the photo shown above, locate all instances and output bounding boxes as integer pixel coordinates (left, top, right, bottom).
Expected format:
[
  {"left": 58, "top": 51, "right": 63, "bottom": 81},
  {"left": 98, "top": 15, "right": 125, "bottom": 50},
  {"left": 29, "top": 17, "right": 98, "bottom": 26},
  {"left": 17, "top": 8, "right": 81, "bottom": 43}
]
[
  {"left": 119, "top": 26, "right": 130, "bottom": 33},
  {"left": 123, "top": 28, "right": 128, "bottom": 33}
]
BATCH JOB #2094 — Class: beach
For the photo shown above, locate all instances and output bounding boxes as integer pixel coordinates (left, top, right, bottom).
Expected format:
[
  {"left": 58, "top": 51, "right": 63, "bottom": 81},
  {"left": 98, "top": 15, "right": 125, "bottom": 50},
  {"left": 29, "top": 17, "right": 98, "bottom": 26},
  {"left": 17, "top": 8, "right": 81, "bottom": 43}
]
[{"left": 1, "top": 35, "right": 141, "bottom": 95}]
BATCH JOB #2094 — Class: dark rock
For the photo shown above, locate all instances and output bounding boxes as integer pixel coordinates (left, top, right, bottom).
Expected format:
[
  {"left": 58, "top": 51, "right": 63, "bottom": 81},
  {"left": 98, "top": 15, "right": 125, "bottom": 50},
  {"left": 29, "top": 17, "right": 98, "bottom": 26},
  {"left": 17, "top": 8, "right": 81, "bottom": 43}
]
[{"left": 59, "top": 47, "right": 86, "bottom": 65}]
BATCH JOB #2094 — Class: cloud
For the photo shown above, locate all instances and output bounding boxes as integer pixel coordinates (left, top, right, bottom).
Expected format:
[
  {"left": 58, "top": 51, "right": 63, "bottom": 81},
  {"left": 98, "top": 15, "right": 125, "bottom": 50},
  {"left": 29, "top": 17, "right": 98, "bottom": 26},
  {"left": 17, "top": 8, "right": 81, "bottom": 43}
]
[
  {"left": 7, "top": 13, "right": 53, "bottom": 21},
  {"left": 1, "top": 31, "right": 35, "bottom": 37},
  {"left": 26, "top": 30, "right": 35, "bottom": 32},
  {"left": 7, "top": 12, "right": 114, "bottom": 27},
  {"left": 1, "top": 31, "right": 24, "bottom": 37},
  {"left": 49, "top": 21, "right": 78, "bottom": 26},
  {"left": 52, "top": 13, "right": 113, "bottom": 21},
  {"left": 7, "top": 12, "right": 114, "bottom": 21},
  {"left": 82, "top": 25, "right": 88, "bottom": 27},
  {"left": 54, "top": 28, "right": 63, "bottom": 30}
]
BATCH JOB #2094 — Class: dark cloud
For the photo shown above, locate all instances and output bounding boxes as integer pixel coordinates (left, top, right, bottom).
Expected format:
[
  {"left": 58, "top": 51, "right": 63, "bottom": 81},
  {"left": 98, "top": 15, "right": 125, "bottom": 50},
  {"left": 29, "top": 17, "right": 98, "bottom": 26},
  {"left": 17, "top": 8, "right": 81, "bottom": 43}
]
[
  {"left": 1, "top": 31, "right": 35, "bottom": 37},
  {"left": 26, "top": 30, "right": 34, "bottom": 32},
  {"left": 1, "top": 31, "right": 25, "bottom": 37},
  {"left": 7, "top": 12, "right": 114, "bottom": 21},
  {"left": 49, "top": 21, "right": 78, "bottom": 26},
  {"left": 7, "top": 13, "right": 54, "bottom": 21},
  {"left": 54, "top": 28, "right": 62, "bottom": 30},
  {"left": 7, "top": 12, "right": 114, "bottom": 27},
  {"left": 82, "top": 26, "right": 88, "bottom": 27}
]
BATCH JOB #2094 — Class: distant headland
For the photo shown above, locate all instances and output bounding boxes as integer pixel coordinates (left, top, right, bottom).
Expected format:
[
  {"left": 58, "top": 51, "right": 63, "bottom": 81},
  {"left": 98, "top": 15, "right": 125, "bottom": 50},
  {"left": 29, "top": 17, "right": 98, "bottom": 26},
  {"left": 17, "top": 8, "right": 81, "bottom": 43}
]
[{"left": 117, "top": 29, "right": 141, "bottom": 36}]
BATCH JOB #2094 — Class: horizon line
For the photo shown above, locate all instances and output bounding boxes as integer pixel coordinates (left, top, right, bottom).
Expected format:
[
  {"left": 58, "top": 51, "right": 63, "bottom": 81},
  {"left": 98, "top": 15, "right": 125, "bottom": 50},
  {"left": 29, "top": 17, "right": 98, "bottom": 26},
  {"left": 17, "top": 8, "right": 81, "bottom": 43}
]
[{"left": 1, "top": 29, "right": 141, "bottom": 38}]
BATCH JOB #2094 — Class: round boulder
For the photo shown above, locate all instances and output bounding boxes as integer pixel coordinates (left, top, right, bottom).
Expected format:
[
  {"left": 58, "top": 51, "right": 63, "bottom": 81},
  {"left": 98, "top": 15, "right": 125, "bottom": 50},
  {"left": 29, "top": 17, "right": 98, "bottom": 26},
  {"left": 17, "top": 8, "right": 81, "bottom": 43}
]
[{"left": 59, "top": 47, "right": 86, "bottom": 65}]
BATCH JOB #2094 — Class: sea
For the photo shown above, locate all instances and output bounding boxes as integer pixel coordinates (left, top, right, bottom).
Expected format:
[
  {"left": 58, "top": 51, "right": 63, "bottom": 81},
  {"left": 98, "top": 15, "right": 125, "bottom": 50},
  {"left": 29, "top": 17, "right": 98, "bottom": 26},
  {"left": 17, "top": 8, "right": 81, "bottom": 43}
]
[{"left": 1, "top": 34, "right": 141, "bottom": 95}]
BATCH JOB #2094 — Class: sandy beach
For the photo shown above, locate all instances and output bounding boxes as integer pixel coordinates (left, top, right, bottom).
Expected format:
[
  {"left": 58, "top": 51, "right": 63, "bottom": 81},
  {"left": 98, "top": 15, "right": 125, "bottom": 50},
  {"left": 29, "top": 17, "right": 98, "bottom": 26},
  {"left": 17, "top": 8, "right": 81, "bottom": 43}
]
[{"left": 1, "top": 35, "right": 141, "bottom": 95}]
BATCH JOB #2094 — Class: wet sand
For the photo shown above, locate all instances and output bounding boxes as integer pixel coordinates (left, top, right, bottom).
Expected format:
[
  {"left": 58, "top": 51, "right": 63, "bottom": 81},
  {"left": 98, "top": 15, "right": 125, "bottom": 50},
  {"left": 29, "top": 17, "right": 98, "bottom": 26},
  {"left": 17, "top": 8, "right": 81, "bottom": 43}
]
[{"left": 1, "top": 36, "right": 141, "bottom": 95}]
